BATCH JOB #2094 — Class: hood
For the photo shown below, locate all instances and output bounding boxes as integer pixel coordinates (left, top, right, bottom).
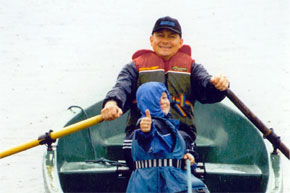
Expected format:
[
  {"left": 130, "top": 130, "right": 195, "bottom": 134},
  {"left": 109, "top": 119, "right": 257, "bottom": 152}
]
[{"left": 136, "top": 82, "right": 170, "bottom": 118}]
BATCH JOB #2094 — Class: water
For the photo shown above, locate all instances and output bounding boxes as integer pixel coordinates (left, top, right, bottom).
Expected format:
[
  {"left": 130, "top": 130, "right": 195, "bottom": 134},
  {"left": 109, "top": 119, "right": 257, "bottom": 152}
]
[{"left": 0, "top": 0, "right": 289, "bottom": 192}]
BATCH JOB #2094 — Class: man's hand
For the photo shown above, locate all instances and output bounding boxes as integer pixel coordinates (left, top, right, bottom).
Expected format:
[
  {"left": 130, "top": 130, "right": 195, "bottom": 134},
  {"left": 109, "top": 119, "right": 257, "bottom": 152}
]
[
  {"left": 101, "top": 100, "right": 123, "bottom": 121},
  {"left": 184, "top": 153, "right": 195, "bottom": 166},
  {"left": 210, "top": 73, "right": 229, "bottom": 91},
  {"left": 140, "top": 109, "right": 152, "bottom": 133}
]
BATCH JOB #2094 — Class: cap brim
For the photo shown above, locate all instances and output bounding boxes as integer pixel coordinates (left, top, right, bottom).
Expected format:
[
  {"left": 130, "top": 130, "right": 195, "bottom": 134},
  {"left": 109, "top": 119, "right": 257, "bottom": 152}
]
[{"left": 152, "top": 26, "right": 181, "bottom": 35}]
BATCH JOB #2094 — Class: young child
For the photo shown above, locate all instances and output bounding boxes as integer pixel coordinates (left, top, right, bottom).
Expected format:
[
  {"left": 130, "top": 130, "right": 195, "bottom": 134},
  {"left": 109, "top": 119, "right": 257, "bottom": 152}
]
[{"left": 126, "top": 82, "right": 209, "bottom": 193}]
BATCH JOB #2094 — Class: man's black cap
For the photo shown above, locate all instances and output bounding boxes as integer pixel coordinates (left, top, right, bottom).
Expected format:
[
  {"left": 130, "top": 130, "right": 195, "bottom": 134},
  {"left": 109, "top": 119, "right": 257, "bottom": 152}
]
[{"left": 152, "top": 16, "right": 182, "bottom": 37}]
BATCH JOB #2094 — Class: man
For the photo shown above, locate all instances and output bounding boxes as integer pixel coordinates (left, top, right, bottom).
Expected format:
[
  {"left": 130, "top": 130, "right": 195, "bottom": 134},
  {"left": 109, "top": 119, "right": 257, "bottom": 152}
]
[{"left": 101, "top": 16, "right": 229, "bottom": 169}]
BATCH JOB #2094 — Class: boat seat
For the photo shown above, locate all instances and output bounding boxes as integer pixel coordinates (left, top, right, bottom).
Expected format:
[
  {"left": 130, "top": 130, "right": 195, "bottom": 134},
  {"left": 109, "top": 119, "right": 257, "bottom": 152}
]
[
  {"left": 198, "top": 162, "right": 263, "bottom": 192},
  {"left": 59, "top": 161, "right": 263, "bottom": 192},
  {"left": 60, "top": 161, "right": 262, "bottom": 177},
  {"left": 60, "top": 161, "right": 118, "bottom": 174},
  {"left": 196, "top": 162, "right": 262, "bottom": 176},
  {"left": 59, "top": 161, "right": 130, "bottom": 192}
]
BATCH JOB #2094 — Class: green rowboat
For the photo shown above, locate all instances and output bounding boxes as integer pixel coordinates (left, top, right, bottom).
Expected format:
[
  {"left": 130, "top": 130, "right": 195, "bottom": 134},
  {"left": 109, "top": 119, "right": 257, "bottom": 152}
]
[{"left": 43, "top": 101, "right": 282, "bottom": 193}]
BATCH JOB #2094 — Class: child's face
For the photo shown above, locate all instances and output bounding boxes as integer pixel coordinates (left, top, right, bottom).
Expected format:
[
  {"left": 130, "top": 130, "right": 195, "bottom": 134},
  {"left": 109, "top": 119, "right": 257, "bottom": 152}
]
[{"left": 160, "top": 92, "right": 170, "bottom": 115}]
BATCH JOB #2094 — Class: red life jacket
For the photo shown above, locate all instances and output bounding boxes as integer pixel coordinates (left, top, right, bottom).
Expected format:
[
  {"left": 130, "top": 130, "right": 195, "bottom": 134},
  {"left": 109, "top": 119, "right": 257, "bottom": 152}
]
[{"left": 131, "top": 45, "right": 196, "bottom": 127}]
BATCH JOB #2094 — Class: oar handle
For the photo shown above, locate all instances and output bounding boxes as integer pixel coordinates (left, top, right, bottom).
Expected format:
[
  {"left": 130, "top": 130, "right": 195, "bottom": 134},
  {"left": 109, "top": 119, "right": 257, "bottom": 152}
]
[
  {"left": 226, "top": 89, "right": 290, "bottom": 160},
  {"left": 0, "top": 115, "right": 103, "bottom": 159}
]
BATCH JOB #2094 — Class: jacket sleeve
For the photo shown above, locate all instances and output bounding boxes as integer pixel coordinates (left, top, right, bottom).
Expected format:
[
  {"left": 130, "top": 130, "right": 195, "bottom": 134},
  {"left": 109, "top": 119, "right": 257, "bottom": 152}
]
[
  {"left": 191, "top": 63, "right": 227, "bottom": 104},
  {"left": 135, "top": 128, "right": 154, "bottom": 152},
  {"left": 178, "top": 123, "right": 199, "bottom": 161},
  {"left": 102, "top": 62, "right": 138, "bottom": 112}
]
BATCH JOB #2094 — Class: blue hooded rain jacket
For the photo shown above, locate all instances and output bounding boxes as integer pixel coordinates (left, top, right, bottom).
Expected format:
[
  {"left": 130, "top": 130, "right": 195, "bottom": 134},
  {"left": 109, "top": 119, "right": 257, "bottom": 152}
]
[{"left": 126, "top": 82, "right": 209, "bottom": 193}]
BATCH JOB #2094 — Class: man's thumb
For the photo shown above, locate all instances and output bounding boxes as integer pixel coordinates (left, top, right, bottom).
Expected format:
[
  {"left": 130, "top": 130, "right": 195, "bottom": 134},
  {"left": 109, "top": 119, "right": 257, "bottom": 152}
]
[{"left": 145, "top": 109, "right": 151, "bottom": 118}]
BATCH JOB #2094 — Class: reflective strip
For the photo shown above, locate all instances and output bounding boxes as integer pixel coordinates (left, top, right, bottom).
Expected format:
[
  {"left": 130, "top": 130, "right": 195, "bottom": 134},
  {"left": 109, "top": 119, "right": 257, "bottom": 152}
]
[
  {"left": 122, "top": 146, "right": 132, "bottom": 149},
  {"left": 153, "top": 159, "right": 157, "bottom": 167},
  {"left": 169, "top": 159, "right": 173, "bottom": 166},
  {"left": 149, "top": 160, "right": 152, "bottom": 167},
  {"left": 164, "top": 159, "right": 167, "bottom": 167},
  {"left": 134, "top": 159, "right": 182, "bottom": 169},
  {"left": 123, "top": 139, "right": 132, "bottom": 142},
  {"left": 139, "top": 66, "right": 161, "bottom": 71},
  {"left": 123, "top": 139, "right": 132, "bottom": 149},
  {"left": 166, "top": 70, "right": 191, "bottom": 75},
  {"left": 139, "top": 69, "right": 164, "bottom": 73}
]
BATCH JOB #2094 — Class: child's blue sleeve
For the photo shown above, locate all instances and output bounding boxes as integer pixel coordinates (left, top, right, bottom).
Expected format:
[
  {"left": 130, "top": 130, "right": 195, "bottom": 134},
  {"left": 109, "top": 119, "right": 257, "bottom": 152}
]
[{"left": 135, "top": 128, "right": 155, "bottom": 152}]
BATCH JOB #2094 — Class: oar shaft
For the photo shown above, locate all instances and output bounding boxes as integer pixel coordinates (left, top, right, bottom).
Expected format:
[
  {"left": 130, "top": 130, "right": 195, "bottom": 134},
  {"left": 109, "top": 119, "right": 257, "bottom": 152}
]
[
  {"left": 0, "top": 139, "right": 40, "bottom": 159},
  {"left": 186, "top": 159, "right": 192, "bottom": 193},
  {"left": 226, "top": 89, "right": 267, "bottom": 132},
  {"left": 226, "top": 89, "right": 290, "bottom": 159},
  {"left": 50, "top": 115, "right": 103, "bottom": 140},
  {"left": 0, "top": 115, "right": 103, "bottom": 159}
]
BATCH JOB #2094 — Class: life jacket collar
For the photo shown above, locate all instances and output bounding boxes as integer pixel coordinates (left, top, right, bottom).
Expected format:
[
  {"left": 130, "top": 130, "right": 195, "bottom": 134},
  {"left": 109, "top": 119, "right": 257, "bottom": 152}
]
[{"left": 132, "top": 45, "right": 192, "bottom": 60}]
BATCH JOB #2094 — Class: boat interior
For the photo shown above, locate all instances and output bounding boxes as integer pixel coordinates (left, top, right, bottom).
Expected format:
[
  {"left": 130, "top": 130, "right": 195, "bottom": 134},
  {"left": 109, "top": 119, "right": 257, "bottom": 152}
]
[{"left": 56, "top": 102, "right": 270, "bottom": 193}]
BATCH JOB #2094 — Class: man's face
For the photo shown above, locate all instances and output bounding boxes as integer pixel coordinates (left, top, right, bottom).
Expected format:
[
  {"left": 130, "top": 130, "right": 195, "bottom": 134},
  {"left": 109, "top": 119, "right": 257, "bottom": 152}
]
[{"left": 150, "top": 29, "right": 183, "bottom": 61}]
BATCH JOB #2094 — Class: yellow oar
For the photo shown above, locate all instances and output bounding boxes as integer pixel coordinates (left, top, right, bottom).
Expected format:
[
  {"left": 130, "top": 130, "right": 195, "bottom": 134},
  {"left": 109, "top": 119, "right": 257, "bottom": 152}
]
[{"left": 0, "top": 115, "right": 103, "bottom": 159}]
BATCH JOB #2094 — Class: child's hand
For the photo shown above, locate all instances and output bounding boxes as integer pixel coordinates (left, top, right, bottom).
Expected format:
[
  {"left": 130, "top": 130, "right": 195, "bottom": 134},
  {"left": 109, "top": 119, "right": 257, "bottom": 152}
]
[
  {"left": 140, "top": 109, "right": 151, "bottom": 132},
  {"left": 184, "top": 153, "right": 195, "bottom": 166}
]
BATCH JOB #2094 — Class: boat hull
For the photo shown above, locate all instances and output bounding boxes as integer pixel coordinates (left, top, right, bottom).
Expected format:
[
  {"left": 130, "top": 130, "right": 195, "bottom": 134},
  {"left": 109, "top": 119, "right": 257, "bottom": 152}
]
[{"left": 43, "top": 101, "right": 282, "bottom": 193}]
